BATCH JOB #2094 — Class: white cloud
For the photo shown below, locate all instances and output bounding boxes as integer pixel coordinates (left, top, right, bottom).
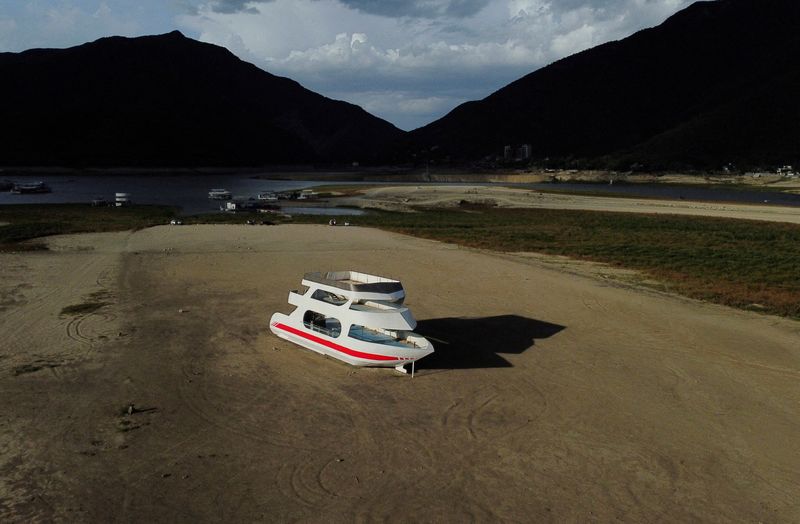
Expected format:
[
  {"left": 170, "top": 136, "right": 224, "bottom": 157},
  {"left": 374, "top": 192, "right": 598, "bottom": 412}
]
[
  {"left": 93, "top": 2, "right": 112, "bottom": 18},
  {"left": 275, "top": 32, "right": 539, "bottom": 77},
  {"left": 208, "top": 0, "right": 493, "bottom": 18},
  {"left": 337, "top": 90, "right": 465, "bottom": 130},
  {"left": 177, "top": 0, "right": 691, "bottom": 128},
  {"left": 0, "top": 0, "right": 693, "bottom": 129},
  {"left": 551, "top": 23, "right": 597, "bottom": 56},
  {"left": 184, "top": 0, "right": 692, "bottom": 74}
]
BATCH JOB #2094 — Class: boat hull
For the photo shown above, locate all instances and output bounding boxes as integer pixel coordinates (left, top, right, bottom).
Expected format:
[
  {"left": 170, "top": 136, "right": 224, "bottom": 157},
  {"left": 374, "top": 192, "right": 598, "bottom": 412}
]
[{"left": 270, "top": 313, "right": 433, "bottom": 369}]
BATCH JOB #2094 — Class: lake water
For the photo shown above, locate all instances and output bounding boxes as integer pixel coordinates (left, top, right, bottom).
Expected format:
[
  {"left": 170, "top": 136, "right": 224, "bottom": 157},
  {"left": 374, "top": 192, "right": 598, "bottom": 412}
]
[
  {"left": 2, "top": 174, "right": 800, "bottom": 212},
  {"left": 0, "top": 175, "right": 366, "bottom": 215}
]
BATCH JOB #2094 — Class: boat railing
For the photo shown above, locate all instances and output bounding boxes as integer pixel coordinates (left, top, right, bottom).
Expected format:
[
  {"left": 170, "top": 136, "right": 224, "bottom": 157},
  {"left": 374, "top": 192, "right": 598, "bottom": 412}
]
[
  {"left": 303, "top": 321, "right": 341, "bottom": 338},
  {"left": 304, "top": 272, "right": 404, "bottom": 295},
  {"left": 350, "top": 300, "right": 401, "bottom": 312},
  {"left": 348, "top": 325, "right": 419, "bottom": 348}
]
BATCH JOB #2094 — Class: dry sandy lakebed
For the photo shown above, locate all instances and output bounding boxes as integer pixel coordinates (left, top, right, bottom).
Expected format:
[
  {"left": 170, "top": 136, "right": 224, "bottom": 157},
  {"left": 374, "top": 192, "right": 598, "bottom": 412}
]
[
  {"left": 1, "top": 224, "right": 799, "bottom": 521},
  {"left": 332, "top": 185, "right": 800, "bottom": 225}
]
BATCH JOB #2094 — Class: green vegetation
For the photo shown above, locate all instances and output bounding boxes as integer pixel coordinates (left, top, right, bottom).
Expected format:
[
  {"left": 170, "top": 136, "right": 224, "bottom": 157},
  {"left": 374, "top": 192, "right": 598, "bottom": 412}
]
[
  {"left": 294, "top": 207, "right": 800, "bottom": 318},
  {"left": 309, "top": 184, "right": 381, "bottom": 198},
  {"left": 0, "top": 204, "right": 293, "bottom": 250},
  {"left": 179, "top": 213, "right": 279, "bottom": 225},
  {"left": 61, "top": 288, "right": 113, "bottom": 316},
  {"left": 13, "top": 361, "right": 61, "bottom": 376},
  {"left": 60, "top": 301, "right": 108, "bottom": 316},
  {"left": 3, "top": 202, "right": 799, "bottom": 318},
  {"left": 0, "top": 204, "right": 177, "bottom": 248}
]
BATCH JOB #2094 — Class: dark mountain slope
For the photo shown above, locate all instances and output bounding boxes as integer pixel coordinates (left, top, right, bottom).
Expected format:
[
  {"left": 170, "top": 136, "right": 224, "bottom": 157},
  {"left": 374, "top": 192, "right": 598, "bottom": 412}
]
[
  {"left": 0, "top": 31, "right": 402, "bottom": 166},
  {"left": 408, "top": 0, "right": 800, "bottom": 169}
]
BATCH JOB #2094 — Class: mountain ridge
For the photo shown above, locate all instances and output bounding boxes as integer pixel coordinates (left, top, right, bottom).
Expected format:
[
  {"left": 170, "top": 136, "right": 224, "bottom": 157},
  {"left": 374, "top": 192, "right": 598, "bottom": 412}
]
[
  {"left": 0, "top": 31, "right": 402, "bottom": 166},
  {"left": 407, "top": 0, "right": 800, "bottom": 169},
  {"left": 3, "top": 0, "right": 799, "bottom": 170}
]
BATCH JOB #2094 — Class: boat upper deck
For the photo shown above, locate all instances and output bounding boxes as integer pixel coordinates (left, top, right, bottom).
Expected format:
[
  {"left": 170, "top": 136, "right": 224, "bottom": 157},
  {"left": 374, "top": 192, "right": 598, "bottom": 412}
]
[{"left": 303, "top": 271, "right": 404, "bottom": 295}]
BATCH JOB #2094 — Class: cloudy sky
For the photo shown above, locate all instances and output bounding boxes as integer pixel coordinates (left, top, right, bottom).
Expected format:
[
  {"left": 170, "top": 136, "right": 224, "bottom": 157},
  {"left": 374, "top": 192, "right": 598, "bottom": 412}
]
[{"left": 0, "top": 0, "right": 691, "bottom": 129}]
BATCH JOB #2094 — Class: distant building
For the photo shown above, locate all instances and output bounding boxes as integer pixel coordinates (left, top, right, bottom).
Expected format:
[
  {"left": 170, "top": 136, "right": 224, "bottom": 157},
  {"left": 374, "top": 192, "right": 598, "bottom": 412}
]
[
  {"left": 224, "top": 200, "right": 242, "bottom": 212},
  {"left": 502, "top": 144, "right": 532, "bottom": 161},
  {"left": 115, "top": 192, "right": 131, "bottom": 206}
]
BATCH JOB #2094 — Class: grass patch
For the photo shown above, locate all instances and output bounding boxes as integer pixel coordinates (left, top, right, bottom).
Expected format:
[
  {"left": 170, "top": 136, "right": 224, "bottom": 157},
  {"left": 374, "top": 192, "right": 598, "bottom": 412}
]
[
  {"left": 293, "top": 207, "right": 800, "bottom": 318},
  {"left": 5, "top": 203, "right": 799, "bottom": 318},
  {"left": 308, "top": 184, "right": 381, "bottom": 196},
  {"left": 0, "top": 204, "right": 286, "bottom": 248},
  {"left": 0, "top": 204, "right": 179, "bottom": 247},
  {"left": 179, "top": 213, "right": 279, "bottom": 225},
  {"left": 13, "top": 361, "right": 61, "bottom": 376},
  {"left": 60, "top": 301, "right": 108, "bottom": 316}
]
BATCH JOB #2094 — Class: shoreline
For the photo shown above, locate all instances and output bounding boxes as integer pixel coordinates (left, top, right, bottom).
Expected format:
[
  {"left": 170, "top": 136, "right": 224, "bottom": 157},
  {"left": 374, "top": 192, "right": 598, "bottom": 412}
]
[
  {"left": 320, "top": 184, "right": 800, "bottom": 225},
  {"left": 2, "top": 166, "right": 799, "bottom": 193},
  {"left": 3, "top": 193, "right": 800, "bottom": 317}
]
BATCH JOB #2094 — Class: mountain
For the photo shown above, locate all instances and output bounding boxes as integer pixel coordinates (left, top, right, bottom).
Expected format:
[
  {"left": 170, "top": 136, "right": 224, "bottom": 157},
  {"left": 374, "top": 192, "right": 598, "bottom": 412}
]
[
  {"left": 0, "top": 31, "right": 402, "bottom": 166},
  {"left": 408, "top": 0, "right": 800, "bottom": 169}
]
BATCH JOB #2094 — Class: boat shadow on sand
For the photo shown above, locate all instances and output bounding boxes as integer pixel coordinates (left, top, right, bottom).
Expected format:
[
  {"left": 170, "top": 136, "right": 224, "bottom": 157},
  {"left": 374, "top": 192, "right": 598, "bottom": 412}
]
[{"left": 415, "top": 315, "right": 565, "bottom": 370}]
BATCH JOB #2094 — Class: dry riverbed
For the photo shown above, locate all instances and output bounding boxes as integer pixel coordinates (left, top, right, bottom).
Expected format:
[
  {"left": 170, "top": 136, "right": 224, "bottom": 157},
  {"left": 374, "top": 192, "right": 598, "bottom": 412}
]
[
  {"left": 1, "top": 225, "right": 799, "bottom": 521},
  {"left": 330, "top": 185, "right": 800, "bottom": 225}
]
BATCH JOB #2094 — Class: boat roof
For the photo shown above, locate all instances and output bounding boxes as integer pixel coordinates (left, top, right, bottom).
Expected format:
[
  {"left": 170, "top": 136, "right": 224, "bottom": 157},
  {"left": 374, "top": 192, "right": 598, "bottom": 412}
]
[{"left": 303, "top": 271, "right": 403, "bottom": 294}]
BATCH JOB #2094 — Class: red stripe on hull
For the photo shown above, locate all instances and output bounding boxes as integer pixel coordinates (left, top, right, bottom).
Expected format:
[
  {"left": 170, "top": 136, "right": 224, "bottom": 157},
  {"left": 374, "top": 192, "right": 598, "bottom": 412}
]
[{"left": 273, "top": 322, "right": 400, "bottom": 362}]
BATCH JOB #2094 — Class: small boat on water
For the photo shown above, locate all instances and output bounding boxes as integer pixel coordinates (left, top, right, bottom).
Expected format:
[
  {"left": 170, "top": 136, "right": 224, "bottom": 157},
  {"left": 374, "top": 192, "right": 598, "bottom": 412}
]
[
  {"left": 208, "top": 188, "right": 232, "bottom": 200},
  {"left": 222, "top": 198, "right": 279, "bottom": 213},
  {"left": 11, "top": 181, "right": 51, "bottom": 194},
  {"left": 270, "top": 271, "right": 434, "bottom": 373},
  {"left": 258, "top": 191, "right": 278, "bottom": 202}
]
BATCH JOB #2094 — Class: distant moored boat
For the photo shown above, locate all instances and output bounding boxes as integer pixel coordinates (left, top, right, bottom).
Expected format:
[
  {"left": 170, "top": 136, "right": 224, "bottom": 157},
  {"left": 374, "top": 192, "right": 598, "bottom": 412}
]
[
  {"left": 258, "top": 191, "right": 278, "bottom": 202},
  {"left": 208, "top": 188, "right": 232, "bottom": 200},
  {"left": 11, "top": 181, "right": 51, "bottom": 194}
]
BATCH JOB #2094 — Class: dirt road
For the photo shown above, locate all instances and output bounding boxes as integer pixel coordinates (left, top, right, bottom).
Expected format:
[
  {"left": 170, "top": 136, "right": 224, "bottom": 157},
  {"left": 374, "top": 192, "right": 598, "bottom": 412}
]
[{"left": 2, "top": 225, "right": 799, "bottom": 521}]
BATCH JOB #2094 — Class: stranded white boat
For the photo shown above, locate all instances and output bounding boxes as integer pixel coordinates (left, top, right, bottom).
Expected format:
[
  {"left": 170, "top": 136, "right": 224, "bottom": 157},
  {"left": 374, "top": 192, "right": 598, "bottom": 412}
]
[{"left": 270, "top": 271, "right": 434, "bottom": 373}]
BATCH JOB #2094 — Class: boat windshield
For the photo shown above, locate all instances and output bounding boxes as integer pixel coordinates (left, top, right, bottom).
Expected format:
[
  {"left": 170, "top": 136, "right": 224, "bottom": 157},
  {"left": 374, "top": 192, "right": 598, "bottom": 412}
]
[{"left": 311, "top": 289, "right": 348, "bottom": 306}]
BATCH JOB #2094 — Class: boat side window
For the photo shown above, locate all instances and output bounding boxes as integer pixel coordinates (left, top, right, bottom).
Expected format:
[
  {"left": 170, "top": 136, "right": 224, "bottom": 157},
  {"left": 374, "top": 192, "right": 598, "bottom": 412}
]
[
  {"left": 348, "top": 324, "right": 416, "bottom": 347},
  {"left": 311, "top": 289, "right": 348, "bottom": 306},
  {"left": 303, "top": 310, "right": 342, "bottom": 337}
]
